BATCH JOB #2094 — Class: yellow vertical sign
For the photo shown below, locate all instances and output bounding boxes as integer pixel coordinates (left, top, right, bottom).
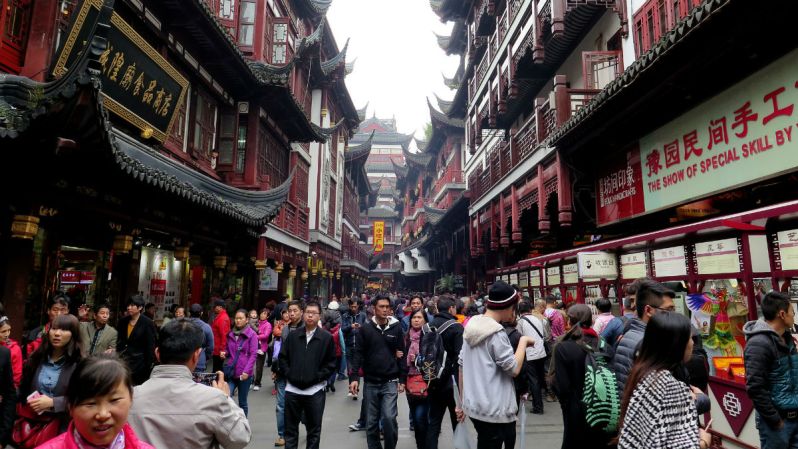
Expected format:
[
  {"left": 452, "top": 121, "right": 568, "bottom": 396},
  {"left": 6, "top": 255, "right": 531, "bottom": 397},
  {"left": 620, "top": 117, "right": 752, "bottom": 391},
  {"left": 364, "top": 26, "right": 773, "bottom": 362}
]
[{"left": 373, "top": 221, "right": 384, "bottom": 253}]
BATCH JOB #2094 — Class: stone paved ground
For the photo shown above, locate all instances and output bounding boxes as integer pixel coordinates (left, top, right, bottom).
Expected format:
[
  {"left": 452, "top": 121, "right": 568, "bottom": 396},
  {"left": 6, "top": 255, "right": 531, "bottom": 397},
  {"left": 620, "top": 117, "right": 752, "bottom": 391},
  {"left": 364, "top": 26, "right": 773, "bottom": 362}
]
[{"left": 242, "top": 377, "right": 564, "bottom": 448}]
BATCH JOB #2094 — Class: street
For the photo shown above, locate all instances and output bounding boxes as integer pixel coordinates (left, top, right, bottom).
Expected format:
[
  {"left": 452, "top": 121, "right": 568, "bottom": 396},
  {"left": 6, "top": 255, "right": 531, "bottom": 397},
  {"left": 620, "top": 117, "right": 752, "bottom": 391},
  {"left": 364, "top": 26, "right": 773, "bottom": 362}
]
[{"left": 242, "top": 378, "right": 564, "bottom": 448}]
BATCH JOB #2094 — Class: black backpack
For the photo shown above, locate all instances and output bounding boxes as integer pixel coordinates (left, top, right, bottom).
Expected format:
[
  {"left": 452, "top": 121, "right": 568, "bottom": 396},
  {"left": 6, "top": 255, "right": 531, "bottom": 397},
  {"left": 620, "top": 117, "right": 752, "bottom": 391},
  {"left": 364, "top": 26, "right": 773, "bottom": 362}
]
[{"left": 417, "top": 320, "right": 458, "bottom": 384}]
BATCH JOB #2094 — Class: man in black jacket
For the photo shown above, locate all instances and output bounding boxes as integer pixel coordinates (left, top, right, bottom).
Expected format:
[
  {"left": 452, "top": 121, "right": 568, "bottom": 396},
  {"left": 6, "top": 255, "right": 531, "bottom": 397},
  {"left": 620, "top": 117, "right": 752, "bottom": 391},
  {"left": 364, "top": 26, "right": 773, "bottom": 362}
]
[
  {"left": 117, "top": 295, "right": 158, "bottom": 385},
  {"left": 278, "top": 302, "right": 336, "bottom": 449},
  {"left": 744, "top": 291, "right": 798, "bottom": 449},
  {"left": 427, "top": 296, "right": 464, "bottom": 449},
  {"left": 349, "top": 295, "right": 407, "bottom": 449}
]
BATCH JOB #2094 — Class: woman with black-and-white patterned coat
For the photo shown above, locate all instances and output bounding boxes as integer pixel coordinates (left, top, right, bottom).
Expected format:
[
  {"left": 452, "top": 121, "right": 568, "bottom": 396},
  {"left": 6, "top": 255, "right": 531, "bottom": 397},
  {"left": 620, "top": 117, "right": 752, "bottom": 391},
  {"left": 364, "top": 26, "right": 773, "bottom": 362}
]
[{"left": 617, "top": 312, "right": 712, "bottom": 449}]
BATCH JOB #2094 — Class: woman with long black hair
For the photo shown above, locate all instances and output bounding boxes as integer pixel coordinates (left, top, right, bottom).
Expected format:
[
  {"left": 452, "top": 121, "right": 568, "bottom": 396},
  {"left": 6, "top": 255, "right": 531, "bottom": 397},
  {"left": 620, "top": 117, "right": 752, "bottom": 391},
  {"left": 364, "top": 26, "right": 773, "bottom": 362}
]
[
  {"left": 617, "top": 312, "right": 712, "bottom": 449},
  {"left": 551, "top": 304, "right": 614, "bottom": 449}
]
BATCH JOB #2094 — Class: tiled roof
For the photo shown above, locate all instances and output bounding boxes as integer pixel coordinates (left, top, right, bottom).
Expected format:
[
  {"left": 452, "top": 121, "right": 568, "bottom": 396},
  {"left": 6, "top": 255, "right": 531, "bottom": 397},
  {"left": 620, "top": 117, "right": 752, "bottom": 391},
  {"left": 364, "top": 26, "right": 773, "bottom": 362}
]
[
  {"left": 346, "top": 131, "right": 374, "bottom": 162},
  {"left": 321, "top": 38, "right": 349, "bottom": 76},
  {"left": 403, "top": 146, "right": 434, "bottom": 167},
  {"left": 428, "top": 97, "right": 464, "bottom": 129}
]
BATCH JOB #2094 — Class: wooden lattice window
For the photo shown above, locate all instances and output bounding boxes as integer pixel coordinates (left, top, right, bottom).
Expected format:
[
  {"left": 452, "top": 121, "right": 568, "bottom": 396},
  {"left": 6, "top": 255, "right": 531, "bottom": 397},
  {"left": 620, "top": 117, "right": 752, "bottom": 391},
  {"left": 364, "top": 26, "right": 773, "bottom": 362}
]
[
  {"left": 192, "top": 89, "right": 217, "bottom": 157},
  {"left": 258, "top": 125, "right": 288, "bottom": 187},
  {"left": 633, "top": 0, "right": 702, "bottom": 57},
  {"left": 0, "top": 0, "right": 33, "bottom": 74}
]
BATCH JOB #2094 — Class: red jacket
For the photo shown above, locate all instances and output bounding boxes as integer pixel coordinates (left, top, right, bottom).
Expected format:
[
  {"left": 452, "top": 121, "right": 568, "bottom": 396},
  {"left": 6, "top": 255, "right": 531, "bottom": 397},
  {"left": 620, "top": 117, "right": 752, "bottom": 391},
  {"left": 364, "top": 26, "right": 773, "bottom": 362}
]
[
  {"left": 211, "top": 310, "right": 230, "bottom": 356},
  {"left": 0, "top": 339, "right": 22, "bottom": 388},
  {"left": 35, "top": 422, "right": 154, "bottom": 449},
  {"left": 330, "top": 324, "right": 342, "bottom": 357}
]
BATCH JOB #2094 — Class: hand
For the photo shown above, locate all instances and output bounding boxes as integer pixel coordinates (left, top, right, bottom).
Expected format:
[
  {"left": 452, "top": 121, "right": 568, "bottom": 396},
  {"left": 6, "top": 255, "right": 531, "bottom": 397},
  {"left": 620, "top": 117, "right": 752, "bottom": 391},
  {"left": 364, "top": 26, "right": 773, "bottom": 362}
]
[
  {"left": 396, "top": 350, "right": 404, "bottom": 359},
  {"left": 104, "top": 348, "right": 115, "bottom": 354},
  {"left": 240, "top": 372, "right": 249, "bottom": 381},
  {"left": 398, "top": 383, "right": 405, "bottom": 394},
  {"left": 352, "top": 323, "right": 361, "bottom": 329},
  {"left": 776, "top": 420, "right": 786, "bottom": 430},
  {"left": 698, "top": 429, "right": 712, "bottom": 448},
  {"left": 220, "top": 351, "right": 226, "bottom": 359},
  {"left": 409, "top": 353, "right": 416, "bottom": 363},
  {"left": 455, "top": 407, "right": 466, "bottom": 423},
  {"left": 29, "top": 395, "right": 54, "bottom": 414},
  {"left": 271, "top": 372, "right": 278, "bottom": 381},
  {"left": 349, "top": 381, "right": 359, "bottom": 396},
  {"left": 213, "top": 372, "right": 230, "bottom": 397},
  {"left": 690, "top": 386, "right": 703, "bottom": 400},
  {"left": 257, "top": 349, "right": 265, "bottom": 355}
]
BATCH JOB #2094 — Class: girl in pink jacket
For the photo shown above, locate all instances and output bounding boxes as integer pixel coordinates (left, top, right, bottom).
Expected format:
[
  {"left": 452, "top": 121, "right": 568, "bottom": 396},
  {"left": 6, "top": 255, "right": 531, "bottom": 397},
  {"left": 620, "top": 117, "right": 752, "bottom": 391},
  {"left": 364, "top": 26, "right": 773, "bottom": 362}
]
[{"left": 36, "top": 355, "right": 155, "bottom": 449}]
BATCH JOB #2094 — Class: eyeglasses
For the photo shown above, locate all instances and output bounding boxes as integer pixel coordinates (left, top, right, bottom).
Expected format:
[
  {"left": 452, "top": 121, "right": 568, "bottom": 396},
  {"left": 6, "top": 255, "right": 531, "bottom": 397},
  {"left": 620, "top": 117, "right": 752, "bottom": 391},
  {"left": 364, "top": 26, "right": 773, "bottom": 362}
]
[
  {"left": 304, "top": 311, "right": 319, "bottom": 316},
  {"left": 652, "top": 306, "right": 677, "bottom": 312}
]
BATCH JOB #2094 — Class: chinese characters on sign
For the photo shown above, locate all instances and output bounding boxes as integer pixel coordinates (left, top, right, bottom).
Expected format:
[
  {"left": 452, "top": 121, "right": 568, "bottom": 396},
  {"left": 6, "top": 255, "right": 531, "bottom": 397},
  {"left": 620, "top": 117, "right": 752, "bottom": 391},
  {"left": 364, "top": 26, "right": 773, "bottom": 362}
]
[
  {"left": 695, "top": 238, "right": 741, "bottom": 275},
  {"left": 52, "top": 1, "right": 189, "bottom": 142},
  {"left": 530, "top": 269, "right": 541, "bottom": 287},
  {"left": 373, "top": 221, "right": 384, "bottom": 253},
  {"left": 596, "top": 148, "right": 645, "bottom": 225},
  {"left": 577, "top": 252, "right": 619, "bottom": 280},
  {"left": 597, "top": 49, "right": 798, "bottom": 225},
  {"left": 563, "top": 263, "right": 579, "bottom": 284},
  {"left": 620, "top": 252, "right": 648, "bottom": 279},
  {"left": 546, "top": 266, "right": 561, "bottom": 286},
  {"left": 652, "top": 246, "right": 688, "bottom": 277},
  {"left": 518, "top": 271, "right": 529, "bottom": 288},
  {"left": 777, "top": 230, "right": 798, "bottom": 271}
]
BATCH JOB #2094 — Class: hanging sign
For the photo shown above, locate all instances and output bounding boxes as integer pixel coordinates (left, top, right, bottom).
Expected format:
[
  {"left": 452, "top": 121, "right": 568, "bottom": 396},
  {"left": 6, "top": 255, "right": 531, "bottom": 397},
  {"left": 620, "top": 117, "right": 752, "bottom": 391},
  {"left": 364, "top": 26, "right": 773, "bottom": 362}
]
[
  {"left": 777, "top": 230, "right": 798, "bottom": 270},
  {"left": 52, "top": 0, "right": 189, "bottom": 142},
  {"left": 598, "top": 49, "right": 798, "bottom": 225},
  {"left": 563, "top": 263, "right": 579, "bottom": 284},
  {"left": 621, "top": 252, "right": 648, "bottom": 279},
  {"left": 653, "top": 246, "right": 688, "bottom": 277},
  {"left": 709, "top": 380, "right": 755, "bottom": 437},
  {"left": 373, "top": 221, "right": 385, "bottom": 253},
  {"left": 259, "top": 267, "right": 279, "bottom": 291},
  {"left": 518, "top": 271, "right": 529, "bottom": 288},
  {"left": 695, "top": 238, "right": 741, "bottom": 274},
  {"left": 577, "top": 252, "right": 618, "bottom": 279},
  {"left": 546, "top": 266, "right": 561, "bottom": 286},
  {"left": 509, "top": 273, "right": 519, "bottom": 286},
  {"left": 530, "top": 269, "right": 541, "bottom": 287}
]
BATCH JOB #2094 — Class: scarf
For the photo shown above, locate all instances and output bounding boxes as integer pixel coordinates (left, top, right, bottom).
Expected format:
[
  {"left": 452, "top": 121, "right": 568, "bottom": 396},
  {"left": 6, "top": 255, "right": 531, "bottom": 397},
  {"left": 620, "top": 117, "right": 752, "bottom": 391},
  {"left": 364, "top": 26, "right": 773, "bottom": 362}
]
[
  {"left": 407, "top": 327, "right": 422, "bottom": 375},
  {"left": 73, "top": 426, "right": 125, "bottom": 449}
]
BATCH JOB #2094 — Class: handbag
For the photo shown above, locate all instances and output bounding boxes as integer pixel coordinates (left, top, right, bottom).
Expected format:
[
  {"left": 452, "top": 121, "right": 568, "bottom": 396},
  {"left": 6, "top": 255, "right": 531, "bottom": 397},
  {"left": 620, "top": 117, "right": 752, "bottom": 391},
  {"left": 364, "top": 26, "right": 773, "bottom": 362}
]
[
  {"left": 522, "top": 316, "right": 552, "bottom": 357},
  {"left": 223, "top": 340, "right": 244, "bottom": 380},
  {"left": 406, "top": 374, "right": 428, "bottom": 399},
  {"left": 12, "top": 403, "right": 61, "bottom": 449}
]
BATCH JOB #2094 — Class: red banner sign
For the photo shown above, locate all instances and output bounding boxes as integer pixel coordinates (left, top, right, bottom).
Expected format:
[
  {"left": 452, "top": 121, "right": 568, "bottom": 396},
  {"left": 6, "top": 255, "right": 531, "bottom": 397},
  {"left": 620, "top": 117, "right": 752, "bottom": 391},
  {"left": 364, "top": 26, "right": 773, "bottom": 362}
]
[{"left": 596, "top": 146, "right": 645, "bottom": 226}]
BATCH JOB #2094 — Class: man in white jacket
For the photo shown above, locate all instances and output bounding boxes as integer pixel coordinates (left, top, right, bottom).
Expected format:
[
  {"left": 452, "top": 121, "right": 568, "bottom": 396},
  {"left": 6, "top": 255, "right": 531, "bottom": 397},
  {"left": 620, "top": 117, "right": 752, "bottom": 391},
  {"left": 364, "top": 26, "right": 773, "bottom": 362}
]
[{"left": 456, "top": 281, "right": 534, "bottom": 448}]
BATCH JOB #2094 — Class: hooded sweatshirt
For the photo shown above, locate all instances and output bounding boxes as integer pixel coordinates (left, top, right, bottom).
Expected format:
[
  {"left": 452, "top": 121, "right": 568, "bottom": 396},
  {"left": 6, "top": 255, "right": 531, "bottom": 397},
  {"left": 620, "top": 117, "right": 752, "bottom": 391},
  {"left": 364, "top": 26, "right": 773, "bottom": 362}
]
[
  {"left": 458, "top": 315, "right": 518, "bottom": 423},
  {"left": 743, "top": 319, "right": 798, "bottom": 427}
]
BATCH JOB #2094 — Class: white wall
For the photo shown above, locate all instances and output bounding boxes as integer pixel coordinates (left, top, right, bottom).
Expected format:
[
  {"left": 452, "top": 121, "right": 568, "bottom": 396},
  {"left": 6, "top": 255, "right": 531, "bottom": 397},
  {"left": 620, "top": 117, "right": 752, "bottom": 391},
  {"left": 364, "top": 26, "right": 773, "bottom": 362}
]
[{"left": 307, "top": 89, "right": 323, "bottom": 231}]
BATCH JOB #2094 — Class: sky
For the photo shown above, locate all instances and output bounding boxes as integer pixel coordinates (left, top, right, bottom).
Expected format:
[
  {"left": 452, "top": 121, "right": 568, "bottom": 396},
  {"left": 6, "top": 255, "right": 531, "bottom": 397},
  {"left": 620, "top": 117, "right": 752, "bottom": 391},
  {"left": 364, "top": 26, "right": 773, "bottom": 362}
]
[{"left": 326, "top": 0, "right": 461, "bottom": 139}]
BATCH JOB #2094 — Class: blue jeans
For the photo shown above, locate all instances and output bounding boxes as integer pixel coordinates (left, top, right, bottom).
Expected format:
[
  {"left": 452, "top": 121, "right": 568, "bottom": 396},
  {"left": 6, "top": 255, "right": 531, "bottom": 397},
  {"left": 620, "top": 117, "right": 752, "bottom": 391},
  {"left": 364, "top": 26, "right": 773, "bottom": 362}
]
[
  {"left": 364, "top": 381, "right": 398, "bottom": 449},
  {"left": 408, "top": 397, "right": 429, "bottom": 449},
  {"left": 757, "top": 413, "right": 798, "bottom": 449},
  {"left": 228, "top": 376, "right": 253, "bottom": 417},
  {"left": 276, "top": 378, "right": 287, "bottom": 438}
]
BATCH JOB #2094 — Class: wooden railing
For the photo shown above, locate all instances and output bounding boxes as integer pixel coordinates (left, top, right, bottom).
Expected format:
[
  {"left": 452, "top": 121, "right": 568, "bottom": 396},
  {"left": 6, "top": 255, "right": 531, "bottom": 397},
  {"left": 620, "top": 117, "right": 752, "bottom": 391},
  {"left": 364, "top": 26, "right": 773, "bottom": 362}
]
[
  {"left": 432, "top": 169, "right": 464, "bottom": 199},
  {"left": 273, "top": 200, "right": 309, "bottom": 241}
]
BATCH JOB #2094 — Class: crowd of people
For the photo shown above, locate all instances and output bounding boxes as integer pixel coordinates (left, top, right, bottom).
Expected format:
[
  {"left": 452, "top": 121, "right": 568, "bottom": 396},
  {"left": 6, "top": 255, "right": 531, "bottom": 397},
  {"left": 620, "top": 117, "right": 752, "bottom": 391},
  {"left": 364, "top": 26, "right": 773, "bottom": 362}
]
[{"left": 0, "top": 277, "right": 792, "bottom": 449}]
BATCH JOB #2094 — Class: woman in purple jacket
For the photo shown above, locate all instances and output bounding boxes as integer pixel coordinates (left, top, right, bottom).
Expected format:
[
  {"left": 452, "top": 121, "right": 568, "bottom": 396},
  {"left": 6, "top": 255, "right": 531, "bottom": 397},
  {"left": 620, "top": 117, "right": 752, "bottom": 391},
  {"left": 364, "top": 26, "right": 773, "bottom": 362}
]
[
  {"left": 254, "top": 308, "right": 273, "bottom": 391},
  {"left": 221, "top": 309, "right": 258, "bottom": 416}
]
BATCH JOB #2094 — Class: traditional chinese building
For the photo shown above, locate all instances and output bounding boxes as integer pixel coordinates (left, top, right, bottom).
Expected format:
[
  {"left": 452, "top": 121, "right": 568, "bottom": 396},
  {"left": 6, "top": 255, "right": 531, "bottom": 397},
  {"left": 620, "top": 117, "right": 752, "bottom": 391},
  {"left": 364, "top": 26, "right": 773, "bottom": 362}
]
[
  {"left": 348, "top": 114, "right": 414, "bottom": 290},
  {"left": 438, "top": 0, "right": 798, "bottom": 445},
  {"left": 0, "top": 0, "right": 359, "bottom": 337},
  {"left": 395, "top": 98, "right": 469, "bottom": 293}
]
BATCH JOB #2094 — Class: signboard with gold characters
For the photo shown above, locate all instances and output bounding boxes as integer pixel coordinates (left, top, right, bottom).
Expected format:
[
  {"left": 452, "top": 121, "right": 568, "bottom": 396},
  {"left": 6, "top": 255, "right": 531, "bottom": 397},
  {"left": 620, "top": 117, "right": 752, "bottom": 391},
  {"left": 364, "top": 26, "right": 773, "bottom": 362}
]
[
  {"left": 52, "top": 0, "right": 189, "bottom": 142},
  {"left": 373, "top": 221, "right": 384, "bottom": 253}
]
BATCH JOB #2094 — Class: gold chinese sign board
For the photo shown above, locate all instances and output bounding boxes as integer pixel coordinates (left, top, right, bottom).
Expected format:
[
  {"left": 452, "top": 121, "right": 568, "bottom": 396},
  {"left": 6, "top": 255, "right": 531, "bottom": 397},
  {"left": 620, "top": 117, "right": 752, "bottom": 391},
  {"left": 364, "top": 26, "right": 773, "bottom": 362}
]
[
  {"left": 373, "top": 221, "right": 384, "bottom": 253},
  {"left": 52, "top": 0, "right": 188, "bottom": 142}
]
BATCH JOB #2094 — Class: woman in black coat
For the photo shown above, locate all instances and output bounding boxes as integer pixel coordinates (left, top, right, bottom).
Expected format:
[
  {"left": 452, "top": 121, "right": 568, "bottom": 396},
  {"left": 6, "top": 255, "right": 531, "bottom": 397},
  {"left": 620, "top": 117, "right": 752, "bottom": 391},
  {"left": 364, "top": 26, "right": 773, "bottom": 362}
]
[{"left": 551, "top": 304, "right": 615, "bottom": 449}]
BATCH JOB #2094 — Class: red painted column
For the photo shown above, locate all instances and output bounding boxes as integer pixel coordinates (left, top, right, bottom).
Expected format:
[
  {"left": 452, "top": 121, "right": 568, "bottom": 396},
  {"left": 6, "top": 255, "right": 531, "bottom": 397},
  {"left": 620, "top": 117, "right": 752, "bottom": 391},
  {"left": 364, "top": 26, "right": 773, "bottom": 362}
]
[
  {"left": 556, "top": 152, "right": 573, "bottom": 227},
  {"left": 499, "top": 194, "right": 509, "bottom": 247},
  {"left": 552, "top": 0, "right": 566, "bottom": 36},
  {"left": 489, "top": 202, "right": 499, "bottom": 251},
  {"left": 511, "top": 185, "right": 521, "bottom": 243},
  {"left": 21, "top": 0, "right": 58, "bottom": 80},
  {"left": 537, "top": 164, "right": 550, "bottom": 233},
  {"left": 476, "top": 211, "right": 484, "bottom": 255},
  {"left": 532, "top": 0, "right": 545, "bottom": 63},
  {"left": 553, "top": 75, "right": 570, "bottom": 127}
]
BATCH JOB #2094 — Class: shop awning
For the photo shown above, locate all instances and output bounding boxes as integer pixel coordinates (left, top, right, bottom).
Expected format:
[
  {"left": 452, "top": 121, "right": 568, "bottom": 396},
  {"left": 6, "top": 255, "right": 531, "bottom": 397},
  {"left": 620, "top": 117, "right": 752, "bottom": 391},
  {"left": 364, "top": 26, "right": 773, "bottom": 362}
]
[{"left": 508, "top": 199, "right": 798, "bottom": 268}]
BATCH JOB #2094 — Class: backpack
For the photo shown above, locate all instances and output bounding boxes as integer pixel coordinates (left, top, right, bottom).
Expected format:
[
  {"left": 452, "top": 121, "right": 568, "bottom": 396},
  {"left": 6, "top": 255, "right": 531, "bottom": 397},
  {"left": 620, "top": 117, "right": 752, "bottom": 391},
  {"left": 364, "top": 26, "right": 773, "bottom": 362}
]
[
  {"left": 417, "top": 320, "right": 458, "bottom": 384},
  {"left": 581, "top": 339, "right": 621, "bottom": 433}
]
